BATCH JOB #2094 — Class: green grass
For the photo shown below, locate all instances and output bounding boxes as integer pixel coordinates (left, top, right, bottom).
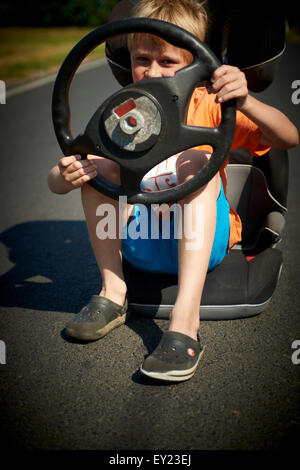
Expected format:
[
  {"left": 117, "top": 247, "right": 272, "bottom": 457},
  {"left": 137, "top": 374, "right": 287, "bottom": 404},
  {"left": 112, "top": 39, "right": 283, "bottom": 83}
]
[
  {"left": 286, "top": 27, "right": 300, "bottom": 45},
  {"left": 0, "top": 27, "right": 106, "bottom": 86},
  {"left": 1, "top": 25, "right": 299, "bottom": 87}
]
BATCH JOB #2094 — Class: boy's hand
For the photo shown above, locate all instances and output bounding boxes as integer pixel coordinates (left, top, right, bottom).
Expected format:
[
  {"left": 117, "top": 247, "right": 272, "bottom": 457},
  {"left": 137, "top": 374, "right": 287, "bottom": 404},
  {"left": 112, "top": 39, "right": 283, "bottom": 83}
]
[
  {"left": 208, "top": 65, "right": 248, "bottom": 110},
  {"left": 58, "top": 154, "right": 98, "bottom": 189}
]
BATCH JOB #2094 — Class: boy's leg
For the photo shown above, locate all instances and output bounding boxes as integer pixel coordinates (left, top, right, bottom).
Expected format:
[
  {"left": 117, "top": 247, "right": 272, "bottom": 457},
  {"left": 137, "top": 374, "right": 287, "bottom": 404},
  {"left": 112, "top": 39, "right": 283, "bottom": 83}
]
[
  {"left": 169, "top": 150, "right": 220, "bottom": 341},
  {"left": 140, "top": 150, "right": 221, "bottom": 381},
  {"left": 81, "top": 183, "right": 127, "bottom": 307},
  {"left": 65, "top": 159, "right": 130, "bottom": 340}
]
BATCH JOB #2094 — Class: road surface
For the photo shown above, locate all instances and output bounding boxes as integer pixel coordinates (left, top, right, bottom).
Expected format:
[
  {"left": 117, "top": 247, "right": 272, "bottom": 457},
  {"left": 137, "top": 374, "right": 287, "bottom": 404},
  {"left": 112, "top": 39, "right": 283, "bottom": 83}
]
[{"left": 0, "top": 44, "right": 299, "bottom": 452}]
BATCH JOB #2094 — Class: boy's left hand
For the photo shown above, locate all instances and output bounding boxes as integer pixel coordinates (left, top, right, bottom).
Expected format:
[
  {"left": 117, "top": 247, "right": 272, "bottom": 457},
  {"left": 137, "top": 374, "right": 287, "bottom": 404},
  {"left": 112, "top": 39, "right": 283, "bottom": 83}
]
[{"left": 207, "top": 65, "right": 248, "bottom": 110}]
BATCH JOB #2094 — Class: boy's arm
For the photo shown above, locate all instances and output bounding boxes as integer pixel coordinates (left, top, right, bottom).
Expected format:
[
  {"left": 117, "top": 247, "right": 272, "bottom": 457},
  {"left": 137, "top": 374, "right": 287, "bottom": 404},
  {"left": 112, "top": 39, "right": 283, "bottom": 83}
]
[
  {"left": 237, "top": 94, "right": 299, "bottom": 149},
  {"left": 48, "top": 155, "right": 98, "bottom": 194},
  {"left": 209, "top": 65, "right": 299, "bottom": 150}
]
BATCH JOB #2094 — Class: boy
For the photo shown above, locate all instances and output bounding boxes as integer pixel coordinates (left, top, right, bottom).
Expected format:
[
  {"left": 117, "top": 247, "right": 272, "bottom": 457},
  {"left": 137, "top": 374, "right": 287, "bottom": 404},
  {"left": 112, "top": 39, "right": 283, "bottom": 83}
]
[{"left": 48, "top": 0, "right": 298, "bottom": 382}]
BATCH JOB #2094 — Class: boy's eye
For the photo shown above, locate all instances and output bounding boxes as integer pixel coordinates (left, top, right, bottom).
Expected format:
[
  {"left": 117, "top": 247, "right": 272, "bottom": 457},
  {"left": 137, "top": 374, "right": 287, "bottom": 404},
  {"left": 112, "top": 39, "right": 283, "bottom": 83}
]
[{"left": 135, "top": 56, "right": 149, "bottom": 63}]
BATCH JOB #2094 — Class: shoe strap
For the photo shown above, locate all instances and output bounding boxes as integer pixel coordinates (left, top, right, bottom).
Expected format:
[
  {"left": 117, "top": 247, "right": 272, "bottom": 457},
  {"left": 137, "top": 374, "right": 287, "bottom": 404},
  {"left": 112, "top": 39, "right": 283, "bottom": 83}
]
[{"left": 88, "top": 295, "right": 128, "bottom": 316}]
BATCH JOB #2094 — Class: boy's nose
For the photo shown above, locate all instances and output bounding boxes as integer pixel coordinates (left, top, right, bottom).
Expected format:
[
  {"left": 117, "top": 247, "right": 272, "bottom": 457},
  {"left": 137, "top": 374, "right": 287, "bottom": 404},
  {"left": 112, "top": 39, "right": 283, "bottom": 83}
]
[{"left": 145, "top": 62, "right": 162, "bottom": 78}]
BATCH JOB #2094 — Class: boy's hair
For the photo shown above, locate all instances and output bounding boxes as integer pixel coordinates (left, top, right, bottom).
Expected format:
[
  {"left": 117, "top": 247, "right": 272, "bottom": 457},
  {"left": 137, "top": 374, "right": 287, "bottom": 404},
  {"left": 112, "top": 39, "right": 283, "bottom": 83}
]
[{"left": 128, "top": 0, "right": 208, "bottom": 57}]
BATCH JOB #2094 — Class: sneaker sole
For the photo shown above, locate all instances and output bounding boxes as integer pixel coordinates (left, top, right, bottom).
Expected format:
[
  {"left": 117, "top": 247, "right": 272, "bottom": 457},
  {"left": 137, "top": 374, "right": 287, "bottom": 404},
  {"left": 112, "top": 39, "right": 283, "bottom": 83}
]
[
  {"left": 140, "top": 347, "right": 205, "bottom": 382},
  {"left": 65, "top": 311, "right": 129, "bottom": 341}
]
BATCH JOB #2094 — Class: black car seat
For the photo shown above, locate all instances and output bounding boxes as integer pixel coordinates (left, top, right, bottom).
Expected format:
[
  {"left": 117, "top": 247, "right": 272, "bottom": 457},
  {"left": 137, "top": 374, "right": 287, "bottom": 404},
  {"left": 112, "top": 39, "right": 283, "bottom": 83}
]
[
  {"left": 104, "top": 0, "right": 288, "bottom": 319},
  {"left": 123, "top": 147, "right": 288, "bottom": 319},
  {"left": 105, "top": 0, "right": 286, "bottom": 92}
]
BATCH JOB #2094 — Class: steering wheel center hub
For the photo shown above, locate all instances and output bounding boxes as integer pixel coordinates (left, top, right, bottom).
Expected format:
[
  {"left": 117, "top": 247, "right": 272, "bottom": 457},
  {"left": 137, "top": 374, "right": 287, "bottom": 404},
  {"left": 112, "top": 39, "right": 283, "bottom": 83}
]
[
  {"left": 102, "top": 90, "right": 162, "bottom": 152},
  {"left": 119, "top": 109, "right": 144, "bottom": 135}
]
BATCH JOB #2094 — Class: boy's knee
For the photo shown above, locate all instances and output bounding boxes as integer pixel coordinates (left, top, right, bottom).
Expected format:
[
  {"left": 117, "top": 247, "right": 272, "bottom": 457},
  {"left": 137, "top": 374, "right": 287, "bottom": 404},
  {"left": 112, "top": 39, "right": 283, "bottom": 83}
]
[
  {"left": 176, "top": 149, "right": 211, "bottom": 184},
  {"left": 99, "top": 159, "right": 121, "bottom": 185},
  {"left": 81, "top": 159, "right": 121, "bottom": 205},
  {"left": 86, "top": 158, "right": 121, "bottom": 187},
  {"left": 176, "top": 149, "right": 220, "bottom": 199}
]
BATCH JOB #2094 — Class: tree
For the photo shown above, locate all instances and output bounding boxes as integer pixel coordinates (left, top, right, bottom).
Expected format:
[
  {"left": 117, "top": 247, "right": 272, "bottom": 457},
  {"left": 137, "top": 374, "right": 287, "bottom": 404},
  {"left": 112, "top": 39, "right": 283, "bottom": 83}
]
[{"left": 0, "top": 0, "right": 120, "bottom": 27}]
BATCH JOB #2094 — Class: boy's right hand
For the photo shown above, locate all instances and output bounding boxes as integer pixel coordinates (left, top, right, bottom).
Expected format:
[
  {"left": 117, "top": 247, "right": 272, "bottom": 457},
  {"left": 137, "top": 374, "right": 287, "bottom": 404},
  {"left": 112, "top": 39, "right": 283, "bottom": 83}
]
[{"left": 58, "top": 154, "right": 98, "bottom": 189}]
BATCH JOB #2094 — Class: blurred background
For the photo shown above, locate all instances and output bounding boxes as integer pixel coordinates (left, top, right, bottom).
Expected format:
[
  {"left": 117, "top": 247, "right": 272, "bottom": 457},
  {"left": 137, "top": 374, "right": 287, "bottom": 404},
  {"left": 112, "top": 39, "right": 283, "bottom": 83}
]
[
  {"left": 0, "top": 0, "right": 119, "bottom": 87},
  {"left": 0, "top": 0, "right": 299, "bottom": 88}
]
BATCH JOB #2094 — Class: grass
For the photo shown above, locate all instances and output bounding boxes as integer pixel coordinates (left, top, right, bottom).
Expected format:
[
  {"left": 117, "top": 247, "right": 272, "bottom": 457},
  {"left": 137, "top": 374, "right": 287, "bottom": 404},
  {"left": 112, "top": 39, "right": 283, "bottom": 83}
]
[
  {"left": 286, "top": 27, "right": 300, "bottom": 45},
  {"left": 0, "top": 27, "right": 106, "bottom": 87},
  {"left": 1, "top": 25, "right": 299, "bottom": 88}
]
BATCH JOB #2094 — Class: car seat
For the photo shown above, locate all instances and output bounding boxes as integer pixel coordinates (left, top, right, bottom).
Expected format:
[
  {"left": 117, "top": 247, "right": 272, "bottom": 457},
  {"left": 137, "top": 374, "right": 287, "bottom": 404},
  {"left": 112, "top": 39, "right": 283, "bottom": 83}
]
[
  {"left": 104, "top": 0, "right": 288, "bottom": 320},
  {"left": 105, "top": 0, "right": 286, "bottom": 92},
  {"left": 123, "top": 147, "right": 288, "bottom": 319}
]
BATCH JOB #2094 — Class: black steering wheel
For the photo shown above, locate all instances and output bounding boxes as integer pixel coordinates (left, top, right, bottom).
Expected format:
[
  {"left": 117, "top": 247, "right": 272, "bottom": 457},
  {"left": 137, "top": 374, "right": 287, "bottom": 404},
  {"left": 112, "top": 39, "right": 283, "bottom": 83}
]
[{"left": 52, "top": 18, "right": 236, "bottom": 204}]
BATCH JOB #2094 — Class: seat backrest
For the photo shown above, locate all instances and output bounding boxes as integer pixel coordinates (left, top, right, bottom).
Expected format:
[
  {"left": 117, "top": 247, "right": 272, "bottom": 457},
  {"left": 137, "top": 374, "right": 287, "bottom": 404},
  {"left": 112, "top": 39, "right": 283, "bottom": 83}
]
[
  {"left": 106, "top": 1, "right": 286, "bottom": 91},
  {"left": 205, "top": 1, "right": 285, "bottom": 92},
  {"left": 226, "top": 148, "right": 289, "bottom": 252}
]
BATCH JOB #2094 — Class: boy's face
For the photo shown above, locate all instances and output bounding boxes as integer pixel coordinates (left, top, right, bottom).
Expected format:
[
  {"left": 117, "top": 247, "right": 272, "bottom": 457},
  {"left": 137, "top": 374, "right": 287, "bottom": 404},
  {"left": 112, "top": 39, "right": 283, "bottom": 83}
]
[{"left": 131, "top": 35, "right": 191, "bottom": 83}]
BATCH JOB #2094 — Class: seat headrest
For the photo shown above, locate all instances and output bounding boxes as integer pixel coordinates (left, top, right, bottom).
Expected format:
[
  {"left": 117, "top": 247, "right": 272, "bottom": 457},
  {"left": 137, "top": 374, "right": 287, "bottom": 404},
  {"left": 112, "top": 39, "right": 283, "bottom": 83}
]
[
  {"left": 205, "top": 1, "right": 286, "bottom": 91},
  {"left": 106, "top": 0, "right": 286, "bottom": 91}
]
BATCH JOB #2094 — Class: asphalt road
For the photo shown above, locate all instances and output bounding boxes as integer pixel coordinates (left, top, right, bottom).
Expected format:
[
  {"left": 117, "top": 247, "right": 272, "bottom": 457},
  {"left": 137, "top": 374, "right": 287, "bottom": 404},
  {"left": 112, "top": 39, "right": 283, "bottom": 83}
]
[{"left": 0, "top": 44, "right": 299, "bottom": 453}]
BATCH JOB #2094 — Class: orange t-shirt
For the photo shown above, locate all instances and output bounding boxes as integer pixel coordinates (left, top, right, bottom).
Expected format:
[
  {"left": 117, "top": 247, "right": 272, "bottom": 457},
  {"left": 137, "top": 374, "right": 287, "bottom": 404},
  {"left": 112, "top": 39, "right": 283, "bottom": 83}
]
[{"left": 187, "top": 88, "right": 270, "bottom": 250}]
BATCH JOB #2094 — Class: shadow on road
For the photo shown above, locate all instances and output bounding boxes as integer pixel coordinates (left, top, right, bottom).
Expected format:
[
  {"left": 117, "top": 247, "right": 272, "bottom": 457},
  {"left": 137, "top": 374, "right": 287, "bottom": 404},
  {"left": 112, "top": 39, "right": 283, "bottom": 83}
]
[
  {"left": 0, "top": 220, "right": 170, "bottom": 371},
  {"left": 0, "top": 220, "right": 100, "bottom": 313}
]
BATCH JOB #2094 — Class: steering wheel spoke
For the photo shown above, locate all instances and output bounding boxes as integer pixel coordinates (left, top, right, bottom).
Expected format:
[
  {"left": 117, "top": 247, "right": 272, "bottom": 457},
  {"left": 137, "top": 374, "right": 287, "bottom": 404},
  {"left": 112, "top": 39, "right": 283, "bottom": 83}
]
[
  {"left": 174, "top": 61, "right": 212, "bottom": 101},
  {"left": 177, "top": 124, "right": 219, "bottom": 153},
  {"left": 67, "top": 134, "right": 99, "bottom": 157}
]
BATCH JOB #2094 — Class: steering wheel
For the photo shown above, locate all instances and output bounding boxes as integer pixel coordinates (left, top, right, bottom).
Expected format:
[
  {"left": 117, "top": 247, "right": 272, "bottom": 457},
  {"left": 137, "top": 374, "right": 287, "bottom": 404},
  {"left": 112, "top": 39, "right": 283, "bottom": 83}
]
[{"left": 52, "top": 18, "right": 236, "bottom": 204}]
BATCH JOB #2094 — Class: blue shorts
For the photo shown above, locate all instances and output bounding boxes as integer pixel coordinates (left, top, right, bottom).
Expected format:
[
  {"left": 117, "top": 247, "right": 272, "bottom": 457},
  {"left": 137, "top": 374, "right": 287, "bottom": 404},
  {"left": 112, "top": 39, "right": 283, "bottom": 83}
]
[{"left": 122, "top": 181, "right": 230, "bottom": 274}]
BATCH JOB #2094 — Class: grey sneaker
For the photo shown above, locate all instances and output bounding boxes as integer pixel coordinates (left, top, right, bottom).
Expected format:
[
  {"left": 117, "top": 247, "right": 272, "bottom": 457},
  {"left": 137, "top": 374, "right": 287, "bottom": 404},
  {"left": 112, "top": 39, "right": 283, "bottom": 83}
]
[
  {"left": 65, "top": 295, "right": 129, "bottom": 341},
  {"left": 140, "top": 331, "right": 204, "bottom": 382}
]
